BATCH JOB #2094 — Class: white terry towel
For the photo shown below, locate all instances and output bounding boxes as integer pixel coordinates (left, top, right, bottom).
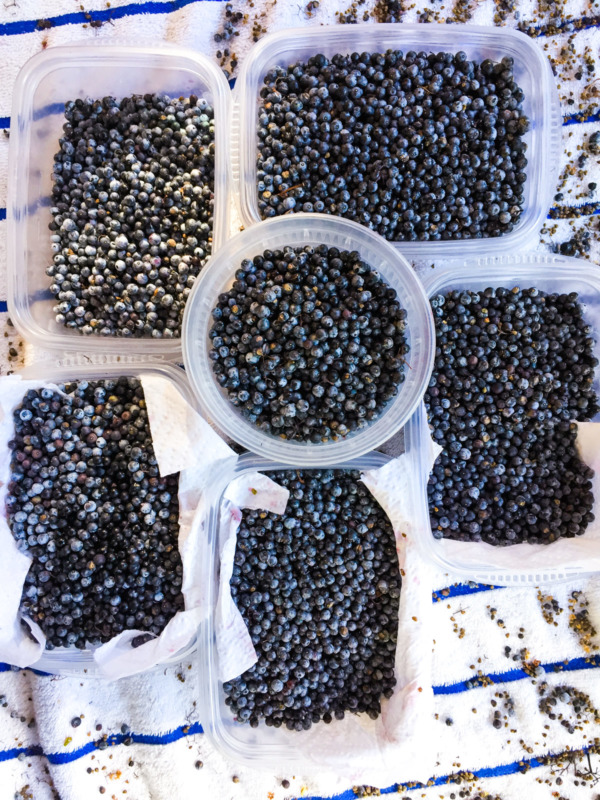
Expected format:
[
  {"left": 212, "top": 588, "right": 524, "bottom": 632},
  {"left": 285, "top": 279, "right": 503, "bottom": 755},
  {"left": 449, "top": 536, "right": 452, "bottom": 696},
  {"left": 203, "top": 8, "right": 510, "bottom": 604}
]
[{"left": 2, "top": 1, "right": 600, "bottom": 800}]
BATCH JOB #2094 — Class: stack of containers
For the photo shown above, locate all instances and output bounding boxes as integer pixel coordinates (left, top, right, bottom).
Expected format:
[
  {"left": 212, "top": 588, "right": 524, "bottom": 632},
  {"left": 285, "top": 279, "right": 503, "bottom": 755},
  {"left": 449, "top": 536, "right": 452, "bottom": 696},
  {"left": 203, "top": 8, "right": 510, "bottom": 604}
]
[
  {"left": 8, "top": 22, "right": 591, "bottom": 771},
  {"left": 182, "top": 23, "right": 566, "bottom": 769},
  {"left": 6, "top": 42, "right": 231, "bottom": 675},
  {"left": 181, "top": 212, "right": 436, "bottom": 770}
]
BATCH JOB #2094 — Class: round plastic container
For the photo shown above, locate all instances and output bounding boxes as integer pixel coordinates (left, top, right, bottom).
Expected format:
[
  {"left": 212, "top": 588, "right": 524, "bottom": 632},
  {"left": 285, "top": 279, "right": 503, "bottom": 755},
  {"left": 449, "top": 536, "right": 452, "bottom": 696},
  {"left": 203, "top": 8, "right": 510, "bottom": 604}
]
[
  {"left": 6, "top": 42, "right": 231, "bottom": 358},
  {"left": 231, "top": 23, "right": 561, "bottom": 258},
  {"left": 182, "top": 213, "right": 435, "bottom": 466},
  {"left": 195, "top": 448, "right": 428, "bottom": 771},
  {"left": 406, "top": 254, "right": 600, "bottom": 586},
  {"left": 6, "top": 360, "right": 199, "bottom": 677}
]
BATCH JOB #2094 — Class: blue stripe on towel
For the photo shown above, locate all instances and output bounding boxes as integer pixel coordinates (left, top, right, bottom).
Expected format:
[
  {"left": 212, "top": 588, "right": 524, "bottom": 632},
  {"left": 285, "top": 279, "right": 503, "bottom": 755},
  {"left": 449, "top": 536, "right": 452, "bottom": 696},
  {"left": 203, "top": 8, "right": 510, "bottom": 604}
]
[
  {"left": 548, "top": 201, "right": 600, "bottom": 219},
  {"left": 0, "top": 0, "right": 224, "bottom": 36},
  {"left": 432, "top": 583, "right": 505, "bottom": 602},
  {"left": 523, "top": 14, "right": 600, "bottom": 37},
  {"left": 1, "top": 7, "right": 597, "bottom": 38},
  {"left": 0, "top": 662, "right": 49, "bottom": 675},
  {"left": 0, "top": 721, "right": 204, "bottom": 765},
  {"left": 563, "top": 109, "right": 600, "bottom": 126},
  {"left": 0, "top": 745, "right": 44, "bottom": 763},
  {"left": 298, "top": 742, "right": 596, "bottom": 799},
  {"left": 434, "top": 653, "right": 600, "bottom": 695},
  {"left": 32, "top": 102, "right": 66, "bottom": 121}
]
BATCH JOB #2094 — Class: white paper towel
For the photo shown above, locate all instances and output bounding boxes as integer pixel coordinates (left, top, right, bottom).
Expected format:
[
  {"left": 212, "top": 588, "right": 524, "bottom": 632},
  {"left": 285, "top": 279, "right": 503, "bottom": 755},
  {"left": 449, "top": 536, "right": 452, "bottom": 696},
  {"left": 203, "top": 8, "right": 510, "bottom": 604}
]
[
  {"left": 214, "top": 459, "right": 436, "bottom": 785},
  {"left": 0, "top": 373, "right": 237, "bottom": 679},
  {"left": 215, "top": 472, "right": 289, "bottom": 683}
]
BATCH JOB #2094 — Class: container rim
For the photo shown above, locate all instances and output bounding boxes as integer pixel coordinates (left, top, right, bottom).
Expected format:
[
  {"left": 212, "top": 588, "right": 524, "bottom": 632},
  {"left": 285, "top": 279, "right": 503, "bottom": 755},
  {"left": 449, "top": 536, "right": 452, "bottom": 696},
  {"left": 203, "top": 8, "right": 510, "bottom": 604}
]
[
  {"left": 182, "top": 212, "right": 436, "bottom": 466},
  {"left": 7, "top": 41, "right": 231, "bottom": 359},
  {"left": 407, "top": 253, "right": 600, "bottom": 585},
  {"left": 232, "top": 22, "right": 561, "bottom": 258}
]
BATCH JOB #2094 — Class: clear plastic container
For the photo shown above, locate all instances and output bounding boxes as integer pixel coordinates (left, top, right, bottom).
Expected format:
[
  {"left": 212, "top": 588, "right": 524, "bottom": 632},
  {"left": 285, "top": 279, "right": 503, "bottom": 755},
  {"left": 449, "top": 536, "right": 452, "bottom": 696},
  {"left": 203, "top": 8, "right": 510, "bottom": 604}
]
[
  {"left": 8, "top": 360, "right": 199, "bottom": 677},
  {"left": 182, "top": 213, "right": 435, "bottom": 466},
  {"left": 195, "top": 447, "right": 427, "bottom": 770},
  {"left": 406, "top": 253, "right": 600, "bottom": 586},
  {"left": 231, "top": 23, "right": 561, "bottom": 258},
  {"left": 7, "top": 42, "right": 231, "bottom": 357}
]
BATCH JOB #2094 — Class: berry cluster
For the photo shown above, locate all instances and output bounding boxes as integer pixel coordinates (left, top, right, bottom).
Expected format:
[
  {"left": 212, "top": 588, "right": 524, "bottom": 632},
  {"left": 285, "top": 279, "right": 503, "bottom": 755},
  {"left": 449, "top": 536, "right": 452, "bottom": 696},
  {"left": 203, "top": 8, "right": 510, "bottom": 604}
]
[
  {"left": 426, "top": 287, "right": 598, "bottom": 545},
  {"left": 224, "top": 469, "right": 400, "bottom": 730},
  {"left": 47, "top": 93, "right": 215, "bottom": 338},
  {"left": 7, "top": 378, "right": 184, "bottom": 649},
  {"left": 257, "top": 50, "right": 529, "bottom": 241},
  {"left": 209, "top": 244, "right": 408, "bottom": 442}
]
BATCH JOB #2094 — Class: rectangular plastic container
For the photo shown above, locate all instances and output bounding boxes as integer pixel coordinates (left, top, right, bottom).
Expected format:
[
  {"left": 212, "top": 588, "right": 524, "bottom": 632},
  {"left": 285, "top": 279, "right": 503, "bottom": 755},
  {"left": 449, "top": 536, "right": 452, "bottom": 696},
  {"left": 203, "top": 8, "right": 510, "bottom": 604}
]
[
  {"left": 231, "top": 23, "right": 561, "bottom": 259},
  {"left": 8, "top": 359, "right": 200, "bottom": 677},
  {"left": 406, "top": 253, "right": 600, "bottom": 586},
  {"left": 7, "top": 42, "right": 231, "bottom": 358},
  {"left": 195, "top": 446, "right": 427, "bottom": 770}
]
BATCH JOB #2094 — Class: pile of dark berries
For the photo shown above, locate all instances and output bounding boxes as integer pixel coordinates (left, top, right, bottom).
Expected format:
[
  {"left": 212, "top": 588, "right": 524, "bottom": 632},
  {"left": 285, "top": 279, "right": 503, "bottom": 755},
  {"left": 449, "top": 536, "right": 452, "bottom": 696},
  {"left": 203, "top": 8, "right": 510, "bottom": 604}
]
[
  {"left": 374, "top": 0, "right": 406, "bottom": 23},
  {"left": 6, "top": 378, "right": 184, "bottom": 649},
  {"left": 214, "top": 2, "right": 244, "bottom": 76},
  {"left": 224, "top": 469, "right": 400, "bottom": 729},
  {"left": 490, "top": 691, "right": 515, "bottom": 728},
  {"left": 209, "top": 244, "right": 408, "bottom": 442},
  {"left": 538, "top": 682, "right": 600, "bottom": 733},
  {"left": 47, "top": 93, "right": 215, "bottom": 338},
  {"left": 256, "top": 50, "right": 529, "bottom": 241},
  {"left": 426, "top": 287, "right": 599, "bottom": 545},
  {"left": 214, "top": 2, "right": 243, "bottom": 45},
  {"left": 588, "top": 131, "right": 600, "bottom": 155}
]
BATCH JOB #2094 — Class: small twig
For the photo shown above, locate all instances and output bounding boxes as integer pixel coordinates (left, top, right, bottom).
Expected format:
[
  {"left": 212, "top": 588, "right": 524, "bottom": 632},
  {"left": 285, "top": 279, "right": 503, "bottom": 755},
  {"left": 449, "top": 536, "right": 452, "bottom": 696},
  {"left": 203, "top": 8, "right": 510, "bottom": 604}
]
[{"left": 276, "top": 183, "right": 304, "bottom": 198}]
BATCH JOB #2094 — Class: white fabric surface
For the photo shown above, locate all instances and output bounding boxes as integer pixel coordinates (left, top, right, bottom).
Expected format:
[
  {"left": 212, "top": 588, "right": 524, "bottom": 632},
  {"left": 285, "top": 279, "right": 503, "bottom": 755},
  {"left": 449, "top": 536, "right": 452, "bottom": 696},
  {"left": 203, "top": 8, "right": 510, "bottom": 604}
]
[{"left": 1, "top": 1, "right": 600, "bottom": 800}]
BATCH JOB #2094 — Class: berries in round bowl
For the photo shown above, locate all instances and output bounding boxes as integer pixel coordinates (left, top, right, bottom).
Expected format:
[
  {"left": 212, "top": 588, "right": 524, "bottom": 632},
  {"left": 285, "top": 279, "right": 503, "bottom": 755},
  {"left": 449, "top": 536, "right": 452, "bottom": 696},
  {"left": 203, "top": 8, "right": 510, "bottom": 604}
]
[
  {"left": 208, "top": 243, "right": 410, "bottom": 443},
  {"left": 182, "top": 214, "right": 435, "bottom": 466}
]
